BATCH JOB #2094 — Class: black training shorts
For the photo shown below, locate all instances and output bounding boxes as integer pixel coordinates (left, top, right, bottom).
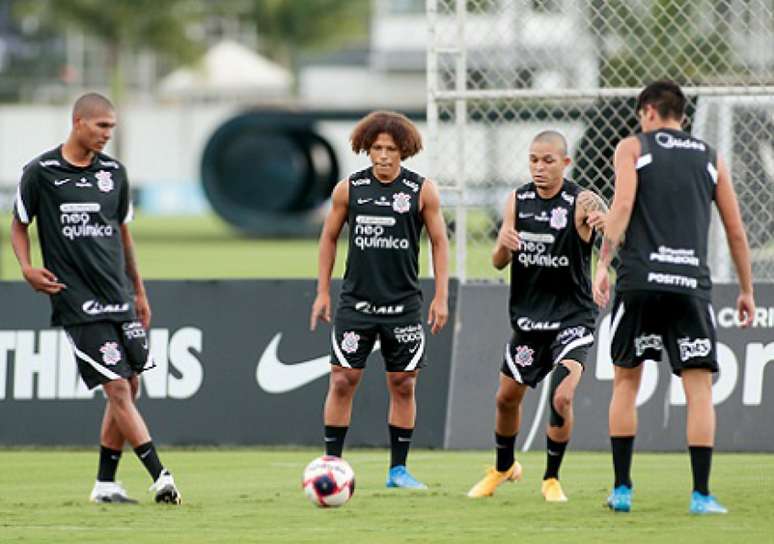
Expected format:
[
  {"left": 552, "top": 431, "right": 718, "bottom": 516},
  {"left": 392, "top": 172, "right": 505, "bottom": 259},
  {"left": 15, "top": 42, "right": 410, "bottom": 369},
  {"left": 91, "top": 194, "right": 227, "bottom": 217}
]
[
  {"left": 501, "top": 325, "right": 594, "bottom": 387},
  {"left": 610, "top": 290, "right": 717, "bottom": 376},
  {"left": 65, "top": 320, "right": 154, "bottom": 389}
]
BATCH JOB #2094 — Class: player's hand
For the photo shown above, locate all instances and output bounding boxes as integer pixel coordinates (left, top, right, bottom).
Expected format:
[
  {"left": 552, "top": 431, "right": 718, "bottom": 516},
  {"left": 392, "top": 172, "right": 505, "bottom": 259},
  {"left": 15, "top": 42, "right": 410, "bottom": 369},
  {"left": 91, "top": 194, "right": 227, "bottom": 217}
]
[
  {"left": 592, "top": 265, "right": 610, "bottom": 308},
  {"left": 586, "top": 211, "right": 607, "bottom": 233},
  {"left": 428, "top": 296, "right": 448, "bottom": 334},
  {"left": 310, "top": 292, "right": 331, "bottom": 331},
  {"left": 736, "top": 291, "right": 755, "bottom": 328},
  {"left": 135, "top": 292, "right": 152, "bottom": 330},
  {"left": 22, "top": 266, "right": 66, "bottom": 294},
  {"left": 497, "top": 226, "right": 521, "bottom": 252}
]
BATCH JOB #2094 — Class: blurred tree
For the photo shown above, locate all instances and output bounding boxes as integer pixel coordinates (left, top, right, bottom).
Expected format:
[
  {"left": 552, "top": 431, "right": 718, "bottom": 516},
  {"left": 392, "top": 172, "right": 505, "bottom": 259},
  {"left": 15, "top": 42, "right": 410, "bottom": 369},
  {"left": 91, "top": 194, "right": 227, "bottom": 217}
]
[
  {"left": 14, "top": 0, "right": 207, "bottom": 153},
  {"left": 244, "top": 0, "right": 370, "bottom": 70},
  {"left": 592, "top": 0, "right": 734, "bottom": 87}
]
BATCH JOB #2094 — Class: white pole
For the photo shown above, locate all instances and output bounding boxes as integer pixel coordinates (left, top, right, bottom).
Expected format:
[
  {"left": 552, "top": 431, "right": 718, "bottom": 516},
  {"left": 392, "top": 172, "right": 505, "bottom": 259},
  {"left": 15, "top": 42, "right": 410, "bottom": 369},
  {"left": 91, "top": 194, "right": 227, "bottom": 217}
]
[{"left": 455, "top": 0, "right": 468, "bottom": 283}]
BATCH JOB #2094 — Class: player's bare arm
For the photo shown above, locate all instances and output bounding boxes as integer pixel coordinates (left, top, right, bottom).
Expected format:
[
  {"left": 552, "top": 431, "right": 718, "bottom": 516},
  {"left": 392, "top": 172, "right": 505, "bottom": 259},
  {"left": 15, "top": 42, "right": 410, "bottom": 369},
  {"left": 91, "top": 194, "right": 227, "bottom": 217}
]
[
  {"left": 575, "top": 189, "right": 608, "bottom": 242},
  {"left": 420, "top": 179, "right": 449, "bottom": 335},
  {"left": 492, "top": 191, "right": 519, "bottom": 270},
  {"left": 714, "top": 156, "right": 755, "bottom": 327},
  {"left": 120, "top": 224, "right": 151, "bottom": 329},
  {"left": 593, "top": 136, "right": 639, "bottom": 307},
  {"left": 310, "top": 179, "right": 349, "bottom": 331},
  {"left": 10, "top": 217, "right": 66, "bottom": 294}
]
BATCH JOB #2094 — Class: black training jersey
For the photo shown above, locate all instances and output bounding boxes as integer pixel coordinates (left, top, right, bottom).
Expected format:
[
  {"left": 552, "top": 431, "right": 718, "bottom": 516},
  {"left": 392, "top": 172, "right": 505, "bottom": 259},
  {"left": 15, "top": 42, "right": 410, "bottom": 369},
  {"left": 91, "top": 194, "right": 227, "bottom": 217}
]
[
  {"left": 338, "top": 167, "right": 425, "bottom": 320},
  {"left": 509, "top": 180, "right": 597, "bottom": 331},
  {"left": 13, "top": 145, "right": 136, "bottom": 326},
  {"left": 616, "top": 129, "right": 716, "bottom": 300}
]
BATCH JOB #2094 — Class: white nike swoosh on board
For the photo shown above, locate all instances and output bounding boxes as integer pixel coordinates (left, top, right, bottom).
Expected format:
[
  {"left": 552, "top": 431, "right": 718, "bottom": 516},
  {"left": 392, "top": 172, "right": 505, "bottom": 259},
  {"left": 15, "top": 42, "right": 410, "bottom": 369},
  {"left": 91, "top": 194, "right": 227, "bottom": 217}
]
[{"left": 256, "top": 333, "right": 380, "bottom": 394}]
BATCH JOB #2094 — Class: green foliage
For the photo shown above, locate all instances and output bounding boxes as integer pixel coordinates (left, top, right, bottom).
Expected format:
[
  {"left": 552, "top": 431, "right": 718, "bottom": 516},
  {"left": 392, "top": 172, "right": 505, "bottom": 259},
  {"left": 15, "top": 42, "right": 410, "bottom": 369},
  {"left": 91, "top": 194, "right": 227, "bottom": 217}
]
[
  {"left": 15, "top": 0, "right": 205, "bottom": 64},
  {"left": 596, "top": 0, "right": 734, "bottom": 87},
  {"left": 0, "top": 449, "right": 771, "bottom": 543},
  {"left": 245, "top": 0, "right": 370, "bottom": 67}
]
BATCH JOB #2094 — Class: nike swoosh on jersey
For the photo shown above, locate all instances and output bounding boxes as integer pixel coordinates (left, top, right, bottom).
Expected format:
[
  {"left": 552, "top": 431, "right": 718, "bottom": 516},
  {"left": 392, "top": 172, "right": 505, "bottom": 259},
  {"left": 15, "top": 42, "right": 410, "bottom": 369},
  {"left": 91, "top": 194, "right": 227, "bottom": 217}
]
[
  {"left": 54, "top": 178, "right": 70, "bottom": 186},
  {"left": 256, "top": 333, "right": 381, "bottom": 394}
]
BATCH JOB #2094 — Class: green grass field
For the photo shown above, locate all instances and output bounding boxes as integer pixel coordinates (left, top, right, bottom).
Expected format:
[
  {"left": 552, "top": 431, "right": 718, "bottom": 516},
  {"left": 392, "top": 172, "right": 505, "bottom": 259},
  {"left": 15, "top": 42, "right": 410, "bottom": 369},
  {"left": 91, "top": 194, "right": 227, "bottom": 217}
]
[
  {"left": 0, "top": 449, "right": 771, "bottom": 543},
  {"left": 0, "top": 213, "right": 507, "bottom": 281}
]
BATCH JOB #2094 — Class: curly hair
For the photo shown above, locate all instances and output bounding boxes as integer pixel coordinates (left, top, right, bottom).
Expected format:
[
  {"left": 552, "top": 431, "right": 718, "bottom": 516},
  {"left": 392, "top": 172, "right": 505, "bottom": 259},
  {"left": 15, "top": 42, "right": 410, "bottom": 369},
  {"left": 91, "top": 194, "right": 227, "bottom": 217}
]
[{"left": 350, "top": 111, "right": 423, "bottom": 159}]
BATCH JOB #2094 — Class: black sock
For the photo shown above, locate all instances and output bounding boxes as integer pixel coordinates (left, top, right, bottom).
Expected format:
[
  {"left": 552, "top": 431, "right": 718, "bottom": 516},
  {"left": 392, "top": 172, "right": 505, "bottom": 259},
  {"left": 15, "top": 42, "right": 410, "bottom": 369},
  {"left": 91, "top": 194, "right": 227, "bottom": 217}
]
[
  {"left": 324, "top": 425, "right": 348, "bottom": 457},
  {"left": 134, "top": 441, "right": 164, "bottom": 481},
  {"left": 543, "top": 436, "right": 568, "bottom": 480},
  {"left": 689, "top": 446, "right": 712, "bottom": 495},
  {"left": 389, "top": 425, "right": 414, "bottom": 468},
  {"left": 97, "top": 446, "right": 122, "bottom": 482},
  {"left": 495, "top": 432, "right": 517, "bottom": 472},
  {"left": 611, "top": 435, "right": 635, "bottom": 488}
]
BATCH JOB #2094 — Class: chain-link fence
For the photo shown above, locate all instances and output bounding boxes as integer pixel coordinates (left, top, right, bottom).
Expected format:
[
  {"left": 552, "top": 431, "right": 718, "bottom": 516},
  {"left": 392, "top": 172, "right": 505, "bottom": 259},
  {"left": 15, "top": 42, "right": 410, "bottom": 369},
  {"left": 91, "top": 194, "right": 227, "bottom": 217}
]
[{"left": 426, "top": 0, "right": 774, "bottom": 281}]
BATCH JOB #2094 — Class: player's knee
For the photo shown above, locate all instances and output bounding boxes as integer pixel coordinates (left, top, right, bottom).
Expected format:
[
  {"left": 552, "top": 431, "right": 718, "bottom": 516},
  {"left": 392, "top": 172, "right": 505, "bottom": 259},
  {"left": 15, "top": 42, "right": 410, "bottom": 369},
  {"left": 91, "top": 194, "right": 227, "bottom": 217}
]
[
  {"left": 388, "top": 374, "right": 415, "bottom": 399},
  {"left": 552, "top": 392, "right": 572, "bottom": 415},
  {"left": 548, "top": 364, "right": 573, "bottom": 427},
  {"left": 495, "top": 388, "right": 519, "bottom": 412},
  {"left": 104, "top": 378, "right": 133, "bottom": 405},
  {"left": 329, "top": 372, "right": 358, "bottom": 397}
]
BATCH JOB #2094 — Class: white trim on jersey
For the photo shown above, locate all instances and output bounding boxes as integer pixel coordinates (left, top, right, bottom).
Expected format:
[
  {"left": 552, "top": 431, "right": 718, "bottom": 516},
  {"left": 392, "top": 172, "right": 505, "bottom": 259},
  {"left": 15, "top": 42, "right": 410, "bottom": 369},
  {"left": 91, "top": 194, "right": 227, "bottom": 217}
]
[
  {"left": 553, "top": 334, "right": 594, "bottom": 365},
  {"left": 403, "top": 330, "right": 425, "bottom": 371},
  {"left": 65, "top": 332, "right": 122, "bottom": 381},
  {"left": 636, "top": 153, "right": 653, "bottom": 170},
  {"left": 15, "top": 184, "right": 30, "bottom": 224},
  {"left": 123, "top": 201, "right": 134, "bottom": 224},
  {"left": 707, "top": 162, "right": 718, "bottom": 184},
  {"left": 610, "top": 302, "right": 626, "bottom": 340},
  {"left": 331, "top": 328, "right": 352, "bottom": 368},
  {"left": 504, "top": 343, "right": 524, "bottom": 384}
]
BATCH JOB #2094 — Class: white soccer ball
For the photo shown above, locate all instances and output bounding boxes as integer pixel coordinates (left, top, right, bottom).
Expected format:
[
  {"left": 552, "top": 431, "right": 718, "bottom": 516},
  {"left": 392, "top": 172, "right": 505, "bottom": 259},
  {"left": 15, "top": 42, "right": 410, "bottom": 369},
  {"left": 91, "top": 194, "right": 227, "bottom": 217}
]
[{"left": 302, "top": 455, "right": 355, "bottom": 507}]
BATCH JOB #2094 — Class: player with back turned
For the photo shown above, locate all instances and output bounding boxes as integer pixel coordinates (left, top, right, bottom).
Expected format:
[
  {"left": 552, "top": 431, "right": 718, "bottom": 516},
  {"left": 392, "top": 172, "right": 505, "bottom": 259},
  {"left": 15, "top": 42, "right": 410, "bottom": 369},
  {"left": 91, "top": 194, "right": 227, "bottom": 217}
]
[
  {"left": 594, "top": 80, "right": 755, "bottom": 514},
  {"left": 310, "top": 111, "right": 449, "bottom": 489},
  {"left": 11, "top": 93, "right": 181, "bottom": 504}
]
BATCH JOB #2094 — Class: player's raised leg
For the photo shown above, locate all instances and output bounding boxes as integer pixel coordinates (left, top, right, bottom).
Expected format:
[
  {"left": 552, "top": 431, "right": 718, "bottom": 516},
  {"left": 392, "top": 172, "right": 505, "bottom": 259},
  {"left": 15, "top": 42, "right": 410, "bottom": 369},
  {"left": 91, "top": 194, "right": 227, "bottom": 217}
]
[
  {"left": 542, "top": 359, "right": 582, "bottom": 502},
  {"left": 467, "top": 373, "right": 526, "bottom": 498}
]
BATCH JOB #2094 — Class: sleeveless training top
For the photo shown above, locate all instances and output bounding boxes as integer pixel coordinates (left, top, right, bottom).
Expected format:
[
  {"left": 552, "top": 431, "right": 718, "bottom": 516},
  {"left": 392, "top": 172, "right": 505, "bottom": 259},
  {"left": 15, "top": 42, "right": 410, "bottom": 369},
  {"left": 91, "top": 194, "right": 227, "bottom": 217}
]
[
  {"left": 339, "top": 166, "right": 425, "bottom": 319},
  {"left": 616, "top": 128, "right": 716, "bottom": 300},
  {"left": 509, "top": 180, "right": 597, "bottom": 332}
]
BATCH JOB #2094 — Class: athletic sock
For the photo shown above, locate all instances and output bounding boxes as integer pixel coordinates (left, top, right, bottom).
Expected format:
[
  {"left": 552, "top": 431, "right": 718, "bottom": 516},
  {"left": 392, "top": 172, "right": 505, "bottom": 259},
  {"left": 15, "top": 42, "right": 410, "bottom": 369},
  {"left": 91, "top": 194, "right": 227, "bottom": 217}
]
[
  {"left": 324, "top": 425, "right": 348, "bottom": 457},
  {"left": 495, "top": 432, "right": 517, "bottom": 472},
  {"left": 689, "top": 446, "right": 712, "bottom": 496},
  {"left": 389, "top": 425, "right": 414, "bottom": 468},
  {"left": 543, "top": 436, "right": 568, "bottom": 480},
  {"left": 134, "top": 441, "right": 164, "bottom": 481},
  {"left": 97, "top": 446, "right": 122, "bottom": 482},
  {"left": 611, "top": 435, "right": 635, "bottom": 488}
]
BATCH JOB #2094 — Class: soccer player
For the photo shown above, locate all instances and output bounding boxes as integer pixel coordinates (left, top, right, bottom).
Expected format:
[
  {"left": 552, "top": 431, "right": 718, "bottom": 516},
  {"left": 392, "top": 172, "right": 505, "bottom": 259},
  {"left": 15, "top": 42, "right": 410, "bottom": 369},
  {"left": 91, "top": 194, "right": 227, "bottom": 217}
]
[
  {"left": 309, "top": 111, "right": 449, "bottom": 489},
  {"left": 467, "top": 130, "right": 607, "bottom": 501},
  {"left": 593, "top": 80, "right": 755, "bottom": 514},
  {"left": 11, "top": 93, "right": 181, "bottom": 504}
]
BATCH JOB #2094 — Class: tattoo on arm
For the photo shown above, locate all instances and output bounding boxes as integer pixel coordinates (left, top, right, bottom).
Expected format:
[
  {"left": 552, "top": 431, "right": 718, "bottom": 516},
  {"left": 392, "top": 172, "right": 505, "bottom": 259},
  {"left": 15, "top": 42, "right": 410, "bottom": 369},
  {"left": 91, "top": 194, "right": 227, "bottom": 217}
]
[{"left": 577, "top": 190, "right": 609, "bottom": 215}]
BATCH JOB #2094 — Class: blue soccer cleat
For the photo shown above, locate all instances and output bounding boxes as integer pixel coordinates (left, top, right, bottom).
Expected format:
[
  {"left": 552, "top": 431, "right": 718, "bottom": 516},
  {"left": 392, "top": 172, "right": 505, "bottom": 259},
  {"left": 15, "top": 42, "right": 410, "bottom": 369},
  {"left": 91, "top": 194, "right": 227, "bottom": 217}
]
[
  {"left": 386, "top": 465, "right": 428, "bottom": 489},
  {"left": 689, "top": 491, "right": 728, "bottom": 514},
  {"left": 607, "top": 485, "right": 632, "bottom": 512}
]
